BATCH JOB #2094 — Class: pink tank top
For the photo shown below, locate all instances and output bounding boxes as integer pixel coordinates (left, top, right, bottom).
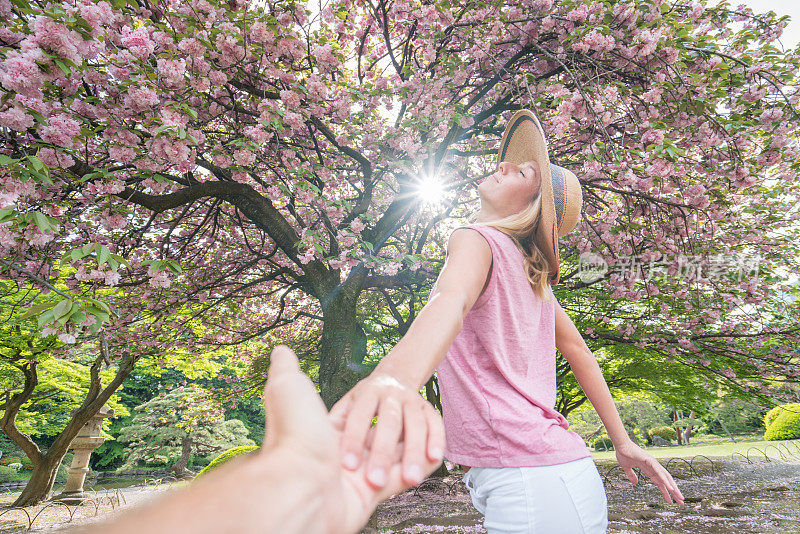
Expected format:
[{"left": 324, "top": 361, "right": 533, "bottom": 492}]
[{"left": 433, "top": 224, "right": 592, "bottom": 468}]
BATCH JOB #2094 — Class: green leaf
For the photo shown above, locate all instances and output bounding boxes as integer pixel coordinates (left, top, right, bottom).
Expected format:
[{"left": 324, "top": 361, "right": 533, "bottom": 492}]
[
  {"left": 52, "top": 299, "right": 73, "bottom": 321},
  {"left": 29, "top": 156, "right": 43, "bottom": 171},
  {"left": 97, "top": 245, "right": 110, "bottom": 266},
  {"left": 0, "top": 207, "right": 14, "bottom": 223},
  {"left": 19, "top": 302, "right": 57, "bottom": 321},
  {"left": 54, "top": 59, "right": 71, "bottom": 77},
  {"left": 38, "top": 309, "right": 56, "bottom": 328},
  {"left": 33, "top": 211, "right": 51, "bottom": 231},
  {"left": 109, "top": 253, "right": 130, "bottom": 267},
  {"left": 0, "top": 154, "right": 14, "bottom": 165}
]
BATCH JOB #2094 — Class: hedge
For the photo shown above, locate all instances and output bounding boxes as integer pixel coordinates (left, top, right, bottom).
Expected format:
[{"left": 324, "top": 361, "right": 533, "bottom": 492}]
[
  {"left": 764, "top": 408, "right": 800, "bottom": 441},
  {"left": 592, "top": 435, "right": 613, "bottom": 451},
  {"left": 0, "top": 466, "right": 18, "bottom": 483},
  {"left": 764, "top": 403, "right": 800, "bottom": 430},
  {"left": 648, "top": 426, "right": 677, "bottom": 442},
  {"left": 197, "top": 446, "right": 259, "bottom": 477}
]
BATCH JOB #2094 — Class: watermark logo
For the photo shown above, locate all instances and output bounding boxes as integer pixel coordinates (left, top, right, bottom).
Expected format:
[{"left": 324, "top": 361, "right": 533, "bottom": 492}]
[
  {"left": 577, "top": 252, "right": 761, "bottom": 283},
  {"left": 578, "top": 252, "right": 608, "bottom": 283}
]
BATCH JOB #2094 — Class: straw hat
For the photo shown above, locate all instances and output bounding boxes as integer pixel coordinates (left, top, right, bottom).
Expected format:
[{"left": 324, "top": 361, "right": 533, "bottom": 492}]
[{"left": 496, "top": 109, "right": 583, "bottom": 285}]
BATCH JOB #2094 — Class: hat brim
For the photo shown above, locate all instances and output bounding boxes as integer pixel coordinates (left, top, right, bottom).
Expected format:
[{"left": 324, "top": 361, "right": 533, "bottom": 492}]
[{"left": 497, "top": 110, "right": 560, "bottom": 285}]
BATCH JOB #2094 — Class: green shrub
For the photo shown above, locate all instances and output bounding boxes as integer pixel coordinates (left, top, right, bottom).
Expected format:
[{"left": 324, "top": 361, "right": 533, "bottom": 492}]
[
  {"left": 0, "top": 456, "right": 21, "bottom": 466},
  {"left": 190, "top": 455, "right": 213, "bottom": 468},
  {"left": 21, "top": 457, "right": 33, "bottom": 470},
  {"left": 764, "top": 403, "right": 800, "bottom": 429},
  {"left": 198, "top": 446, "right": 259, "bottom": 477},
  {"left": 0, "top": 465, "right": 18, "bottom": 483},
  {"left": 764, "top": 408, "right": 800, "bottom": 441},
  {"left": 648, "top": 426, "right": 677, "bottom": 442},
  {"left": 8, "top": 463, "right": 22, "bottom": 471},
  {"left": 592, "top": 435, "right": 613, "bottom": 451}
]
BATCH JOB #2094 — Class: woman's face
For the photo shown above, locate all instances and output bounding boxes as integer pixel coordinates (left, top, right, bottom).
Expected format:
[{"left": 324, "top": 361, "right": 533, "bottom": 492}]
[{"left": 476, "top": 160, "right": 542, "bottom": 221}]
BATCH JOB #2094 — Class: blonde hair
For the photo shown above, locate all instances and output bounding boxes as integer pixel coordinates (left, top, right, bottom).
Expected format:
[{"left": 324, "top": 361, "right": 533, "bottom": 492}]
[{"left": 470, "top": 190, "right": 551, "bottom": 301}]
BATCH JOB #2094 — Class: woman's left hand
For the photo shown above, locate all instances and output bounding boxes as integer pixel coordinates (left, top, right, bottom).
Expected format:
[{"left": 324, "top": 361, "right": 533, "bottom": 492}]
[{"left": 614, "top": 440, "right": 685, "bottom": 505}]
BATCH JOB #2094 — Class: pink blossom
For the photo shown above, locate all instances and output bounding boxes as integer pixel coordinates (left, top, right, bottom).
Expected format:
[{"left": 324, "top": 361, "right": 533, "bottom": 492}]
[
  {"left": 121, "top": 27, "right": 155, "bottom": 59},
  {"left": 567, "top": 4, "right": 588, "bottom": 23},
  {"left": 178, "top": 37, "right": 205, "bottom": 57},
  {"left": 233, "top": 148, "right": 256, "bottom": 166},
  {"left": 110, "top": 146, "right": 136, "bottom": 164},
  {"left": 283, "top": 111, "right": 304, "bottom": 130},
  {"left": 243, "top": 126, "right": 272, "bottom": 144},
  {"left": 38, "top": 147, "right": 74, "bottom": 169},
  {"left": 104, "top": 270, "right": 120, "bottom": 286},
  {"left": 307, "top": 80, "right": 328, "bottom": 101},
  {"left": 349, "top": 218, "right": 365, "bottom": 232},
  {"left": 0, "top": 105, "right": 33, "bottom": 131},
  {"left": 125, "top": 86, "right": 159, "bottom": 112},
  {"left": 151, "top": 138, "right": 191, "bottom": 166},
  {"left": 209, "top": 70, "right": 228, "bottom": 86},
  {"left": 280, "top": 89, "right": 302, "bottom": 110},
  {"left": 299, "top": 248, "right": 316, "bottom": 264},
  {"left": 32, "top": 16, "right": 84, "bottom": 63},
  {"left": 0, "top": 47, "right": 46, "bottom": 98},
  {"left": 38, "top": 113, "right": 81, "bottom": 148},
  {"left": 313, "top": 44, "right": 338, "bottom": 71},
  {"left": 157, "top": 58, "right": 186, "bottom": 88},
  {"left": 251, "top": 21, "right": 274, "bottom": 45}
]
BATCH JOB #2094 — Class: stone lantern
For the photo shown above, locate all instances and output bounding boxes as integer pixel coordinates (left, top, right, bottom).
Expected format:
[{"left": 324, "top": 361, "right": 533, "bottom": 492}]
[{"left": 52, "top": 405, "right": 114, "bottom": 504}]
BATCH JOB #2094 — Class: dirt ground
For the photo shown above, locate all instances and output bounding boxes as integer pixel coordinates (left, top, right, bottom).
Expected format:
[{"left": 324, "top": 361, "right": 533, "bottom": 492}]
[
  {"left": 365, "top": 458, "right": 800, "bottom": 533},
  {"left": 1, "top": 458, "right": 798, "bottom": 533}
]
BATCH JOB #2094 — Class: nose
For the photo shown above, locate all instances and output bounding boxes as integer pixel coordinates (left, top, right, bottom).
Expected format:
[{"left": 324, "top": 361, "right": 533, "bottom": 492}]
[{"left": 498, "top": 162, "right": 515, "bottom": 174}]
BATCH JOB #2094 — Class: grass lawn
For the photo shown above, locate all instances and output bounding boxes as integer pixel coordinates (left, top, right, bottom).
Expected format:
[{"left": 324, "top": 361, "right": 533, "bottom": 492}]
[{"left": 591, "top": 434, "right": 800, "bottom": 461}]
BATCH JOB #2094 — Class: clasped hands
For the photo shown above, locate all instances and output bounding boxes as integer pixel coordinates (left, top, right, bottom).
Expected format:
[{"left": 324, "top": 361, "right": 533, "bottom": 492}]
[{"left": 264, "top": 345, "right": 445, "bottom": 534}]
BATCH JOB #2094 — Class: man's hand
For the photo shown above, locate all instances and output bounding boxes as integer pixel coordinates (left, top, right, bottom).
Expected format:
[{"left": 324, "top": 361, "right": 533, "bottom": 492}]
[{"left": 264, "top": 345, "right": 445, "bottom": 532}]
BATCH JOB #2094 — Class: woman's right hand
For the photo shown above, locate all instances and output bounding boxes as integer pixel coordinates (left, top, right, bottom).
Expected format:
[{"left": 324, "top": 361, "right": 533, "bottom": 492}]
[{"left": 329, "top": 372, "right": 445, "bottom": 489}]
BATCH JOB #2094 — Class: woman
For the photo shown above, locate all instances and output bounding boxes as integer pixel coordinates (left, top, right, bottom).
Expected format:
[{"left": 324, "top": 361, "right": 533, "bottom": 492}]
[{"left": 330, "top": 110, "right": 684, "bottom": 533}]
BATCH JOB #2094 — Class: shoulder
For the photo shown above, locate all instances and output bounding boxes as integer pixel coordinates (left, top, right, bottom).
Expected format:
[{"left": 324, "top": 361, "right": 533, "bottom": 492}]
[{"left": 447, "top": 226, "right": 492, "bottom": 261}]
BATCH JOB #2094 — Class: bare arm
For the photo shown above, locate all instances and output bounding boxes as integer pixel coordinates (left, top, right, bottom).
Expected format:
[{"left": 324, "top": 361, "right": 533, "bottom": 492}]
[
  {"left": 554, "top": 300, "right": 684, "bottom": 505},
  {"left": 373, "top": 229, "right": 492, "bottom": 389},
  {"left": 553, "top": 299, "right": 630, "bottom": 446},
  {"left": 330, "top": 228, "right": 492, "bottom": 488}
]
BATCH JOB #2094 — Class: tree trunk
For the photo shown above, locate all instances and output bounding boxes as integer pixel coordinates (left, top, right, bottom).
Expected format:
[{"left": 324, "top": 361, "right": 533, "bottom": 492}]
[
  {"left": 683, "top": 410, "right": 695, "bottom": 444},
  {"left": 673, "top": 410, "right": 683, "bottom": 445},
  {"left": 319, "top": 285, "right": 368, "bottom": 408},
  {"left": 13, "top": 454, "right": 63, "bottom": 507},
  {"left": 172, "top": 435, "right": 193, "bottom": 477},
  {"left": 424, "top": 375, "right": 442, "bottom": 413}
]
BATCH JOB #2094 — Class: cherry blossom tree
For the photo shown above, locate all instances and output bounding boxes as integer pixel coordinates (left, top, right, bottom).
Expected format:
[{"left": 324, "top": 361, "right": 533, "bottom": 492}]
[{"left": 2, "top": 0, "right": 800, "bottom": 458}]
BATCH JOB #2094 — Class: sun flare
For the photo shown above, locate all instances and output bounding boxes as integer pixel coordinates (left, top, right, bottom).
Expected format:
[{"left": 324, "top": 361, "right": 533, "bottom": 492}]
[{"left": 417, "top": 175, "right": 446, "bottom": 205}]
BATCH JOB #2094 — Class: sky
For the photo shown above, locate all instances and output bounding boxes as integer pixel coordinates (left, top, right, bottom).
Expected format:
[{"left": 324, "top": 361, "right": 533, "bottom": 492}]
[{"left": 709, "top": 0, "right": 800, "bottom": 50}]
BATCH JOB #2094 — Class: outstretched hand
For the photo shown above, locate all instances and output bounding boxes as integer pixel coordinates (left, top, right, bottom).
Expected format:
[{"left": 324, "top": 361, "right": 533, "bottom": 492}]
[
  {"left": 614, "top": 440, "right": 684, "bottom": 505},
  {"left": 328, "top": 371, "right": 445, "bottom": 491},
  {"left": 264, "top": 345, "right": 445, "bottom": 533}
]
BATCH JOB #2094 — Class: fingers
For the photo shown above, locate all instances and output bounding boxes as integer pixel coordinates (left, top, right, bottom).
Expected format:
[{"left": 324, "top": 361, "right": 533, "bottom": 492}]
[
  {"left": 329, "top": 392, "right": 353, "bottom": 432},
  {"left": 339, "top": 390, "right": 379, "bottom": 471},
  {"left": 399, "top": 402, "right": 427, "bottom": 486},
  {"left": 263, "top": 345, "right": 328, "bottom": 450},
  {"left": 365, "top": 395, "right": 404, "bottom": 488},
  {"left": 423, "top": 403, "right": 445, "bottom": 463},
  {"left": 622, "top": 466, "right": 638, "bottom": 486},
  {"left": 640, "top": 459, "right": 684, "bottom": 505},
  {"left": 653, "top": 464, "right": 684, "bottom": 505}
]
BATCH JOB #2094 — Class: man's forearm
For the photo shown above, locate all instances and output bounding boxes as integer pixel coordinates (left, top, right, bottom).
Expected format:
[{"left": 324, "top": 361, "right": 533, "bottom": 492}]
[
  {"left": 372, "top": 291, "right": 465, "bottom": 390},
  {"left": 88, "top": 450, "right": 325, "bottom": 534},
  {"left": 568, "top": 351, "right": 632, "bottom": 446}
]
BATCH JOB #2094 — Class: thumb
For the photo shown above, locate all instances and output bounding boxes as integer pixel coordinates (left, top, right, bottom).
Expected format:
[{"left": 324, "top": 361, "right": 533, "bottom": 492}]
[
  {"left": 622, "top": 466, "right": 639, "bottom": 486},
  {"left": 263, "top": 344, "right": 328, "bottom": 450}
]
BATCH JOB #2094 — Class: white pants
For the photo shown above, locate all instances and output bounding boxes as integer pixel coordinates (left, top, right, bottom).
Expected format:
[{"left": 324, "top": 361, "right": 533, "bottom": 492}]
[{"left": 462, "top": 456, "right": 608, "bottom": 533}]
